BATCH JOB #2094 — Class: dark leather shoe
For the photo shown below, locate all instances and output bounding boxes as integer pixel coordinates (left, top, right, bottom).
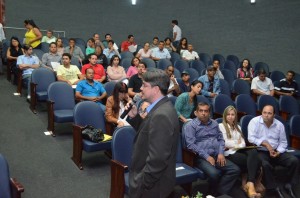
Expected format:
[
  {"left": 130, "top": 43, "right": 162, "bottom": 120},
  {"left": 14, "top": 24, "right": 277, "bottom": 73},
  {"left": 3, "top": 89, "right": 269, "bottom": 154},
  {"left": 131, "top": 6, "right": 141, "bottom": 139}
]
[
  {"left": 285, "top": 184, "right": 296, "bottom": 198},
  {"left": 275, "top": 187, "right": 285, "bottom": 198}
]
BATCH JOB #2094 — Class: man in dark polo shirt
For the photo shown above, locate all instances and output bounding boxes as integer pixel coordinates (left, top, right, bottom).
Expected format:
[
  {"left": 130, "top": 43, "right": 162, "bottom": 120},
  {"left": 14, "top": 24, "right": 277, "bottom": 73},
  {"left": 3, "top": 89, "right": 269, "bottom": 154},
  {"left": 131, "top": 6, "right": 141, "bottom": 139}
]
[
  {"left": 275, "top": 70, "right": 298, "bottom": 97},
  {"left": 178, "top": 70, "right": 191, "bottom": 93},
  {"left": 128, "top": 62, "right": 147, "bottom": 97}
]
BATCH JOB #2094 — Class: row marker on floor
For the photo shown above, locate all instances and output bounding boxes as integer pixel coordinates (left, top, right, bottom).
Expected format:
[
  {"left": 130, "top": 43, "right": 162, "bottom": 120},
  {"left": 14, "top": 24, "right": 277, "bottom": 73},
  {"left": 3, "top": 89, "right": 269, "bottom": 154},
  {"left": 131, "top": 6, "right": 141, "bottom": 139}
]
[{"left": 44, "top": 131, "right": 51, "bottom": 135}]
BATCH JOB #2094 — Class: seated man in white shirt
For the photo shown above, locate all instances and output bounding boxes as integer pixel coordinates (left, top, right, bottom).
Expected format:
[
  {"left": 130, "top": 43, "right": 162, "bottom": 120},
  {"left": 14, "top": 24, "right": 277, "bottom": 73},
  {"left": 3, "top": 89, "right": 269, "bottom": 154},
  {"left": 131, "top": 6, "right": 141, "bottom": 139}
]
[
  {"left": 151, "top": 41, "right": 171, "bottom": 61},
  {"left": 251, "top": 69, "right": 274, "bottom": 96},
  {"left": 182, "top": 44, "right": 199, "bottom": 61},
  {"left": 165, "top": 65, "right": 180, "bottom": 97},
  {"left": 41, "top": 30, "right": 57, "bottom": 43},
  {"left": 248, "top": 105, "right": 298, "bottom": 198}
]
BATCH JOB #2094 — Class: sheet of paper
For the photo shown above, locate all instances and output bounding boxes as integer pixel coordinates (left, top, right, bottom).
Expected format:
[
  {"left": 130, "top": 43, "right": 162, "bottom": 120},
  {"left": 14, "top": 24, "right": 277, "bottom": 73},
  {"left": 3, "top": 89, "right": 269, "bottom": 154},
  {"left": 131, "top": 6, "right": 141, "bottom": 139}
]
[
  {"left": 72, "top": 85, "right": 77, "bottom": 89},
  {"left": 176, "top": 166, "right": 185, "bottom": 171},
  {"left": 51, "top": 62, "right": 60, "bottom": 71},
  {"left": 44, "top": 131, "right": 51, "bottom": 135},
  {"left": 128, "top": 45, "right": 137, "bottom": 53}
]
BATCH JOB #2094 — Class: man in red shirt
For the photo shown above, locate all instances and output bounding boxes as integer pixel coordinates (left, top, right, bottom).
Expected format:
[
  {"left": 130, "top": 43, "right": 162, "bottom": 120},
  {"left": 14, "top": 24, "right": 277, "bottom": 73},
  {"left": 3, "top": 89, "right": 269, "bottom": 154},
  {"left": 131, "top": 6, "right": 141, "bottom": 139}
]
[
  {"left": 121, "top": 34, "right": 137, "bottom": 52},
  {"left": 81, "top": 53, "right": 106, "bottom": 82}
]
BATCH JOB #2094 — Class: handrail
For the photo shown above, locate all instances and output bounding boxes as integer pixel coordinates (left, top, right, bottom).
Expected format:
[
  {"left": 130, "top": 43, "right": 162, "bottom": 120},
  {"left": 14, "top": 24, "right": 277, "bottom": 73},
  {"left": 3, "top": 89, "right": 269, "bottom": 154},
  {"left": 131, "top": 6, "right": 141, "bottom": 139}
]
[{"left": 3, "top": 26, "right": 66, "bottom": 37}]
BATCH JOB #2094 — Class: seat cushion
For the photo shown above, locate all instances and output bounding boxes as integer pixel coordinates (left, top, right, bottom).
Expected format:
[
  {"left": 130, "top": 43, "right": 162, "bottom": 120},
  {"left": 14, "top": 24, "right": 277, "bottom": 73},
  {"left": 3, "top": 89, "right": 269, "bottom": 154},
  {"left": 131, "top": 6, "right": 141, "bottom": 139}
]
[
  {"left": 54, "top": 110, "right": 74, "bottom": 123},
  {"left": 124, "top": 172, "right": 129, "bottom": 194},
  {"left": 287, "top": 147, "right": 300, "bottom": 159},
  {"left": 82, "top": 139, "right": 111, "bottom": 152},
  {"left": 175, "top": 163, "right": 199, "bottom": 185},
  {"left": 36, "top": 91, "right": 48, "bottom": 101}
]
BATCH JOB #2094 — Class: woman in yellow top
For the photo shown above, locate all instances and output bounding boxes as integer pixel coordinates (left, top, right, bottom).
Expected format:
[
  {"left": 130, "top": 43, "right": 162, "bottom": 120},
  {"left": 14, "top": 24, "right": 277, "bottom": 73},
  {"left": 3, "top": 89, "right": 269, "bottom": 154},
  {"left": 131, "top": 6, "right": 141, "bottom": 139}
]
[{"left": 24, "top": 19, "right": 42, "bottom": 49}]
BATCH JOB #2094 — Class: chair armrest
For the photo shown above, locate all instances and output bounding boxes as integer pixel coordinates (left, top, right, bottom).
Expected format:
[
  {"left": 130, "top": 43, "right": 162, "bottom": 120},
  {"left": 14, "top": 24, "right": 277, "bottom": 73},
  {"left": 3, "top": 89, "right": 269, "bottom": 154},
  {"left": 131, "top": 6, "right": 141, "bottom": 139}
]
[
  {"left": 290, "top": 134, "right": 300, "bottom": 149},
  {"left": 237, "top": 111, "right": 247, "bottom": 121},
  {"left": 47, "top": 100, "right": 55, "bottom": 133},
  {"left": 251, "top": 92, "right": 258, "bottom": 102},
  {"left": 30, "top": 82, "right": 38, "bottom": 113},
  {"left": 10, "top": 178, "right": 24, "bottom": 198},
  {"left": 73, "top": 124, "right": 84, "bottom": 150},
  {"left": 16, "top": 69, "right": 23, "bottom": 95},
  {"left": 182, "top": 148, "right": 197, "bottom": 167},
  {"left": 279, "top": 110, "right": 289, "bottom": 121},
  {"left": 110, "top": 159, "right": 128, "bottom": 198}
]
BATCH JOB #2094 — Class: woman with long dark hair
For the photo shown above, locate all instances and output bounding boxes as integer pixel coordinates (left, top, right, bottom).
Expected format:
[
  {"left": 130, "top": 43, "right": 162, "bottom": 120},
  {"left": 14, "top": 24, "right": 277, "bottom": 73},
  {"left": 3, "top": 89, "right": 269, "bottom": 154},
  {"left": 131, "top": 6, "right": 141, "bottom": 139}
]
[
  {"left": 176, "top": 37, "right": 188, "bottom": 55},
  {"left": 105, "top": 82, "right": 131, "bottom": 128},
  {"left": 106, "top": 55, "right": 126, "bottom": 82},
  {"left": 24, "top": 19, "right": 42, "bottom": 49},
  {"left": 237, "top": 59, "right": 254, "bottom": 83}
]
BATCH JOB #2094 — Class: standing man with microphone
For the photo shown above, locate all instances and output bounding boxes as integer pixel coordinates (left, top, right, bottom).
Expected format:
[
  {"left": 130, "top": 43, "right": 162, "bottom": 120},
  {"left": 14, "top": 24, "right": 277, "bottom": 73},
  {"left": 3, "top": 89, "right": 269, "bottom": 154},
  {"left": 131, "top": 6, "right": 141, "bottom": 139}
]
[{"left": 127, "top": 69, "right": 180, "bottom": 198}]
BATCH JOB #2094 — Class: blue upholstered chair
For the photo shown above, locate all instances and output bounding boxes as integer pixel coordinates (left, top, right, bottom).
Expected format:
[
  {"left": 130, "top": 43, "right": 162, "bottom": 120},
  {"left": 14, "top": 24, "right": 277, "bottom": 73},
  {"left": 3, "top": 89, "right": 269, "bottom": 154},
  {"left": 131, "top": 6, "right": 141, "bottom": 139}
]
[
  {"left": 213, "top": 94, "right": 235, "bottom": 119},
  {"left": 174, "top": 59, "right": 189, "bottom": 73},
  {"left": 231, "top": 79, "right": 251, "bottom": 100},
  {"left": 170, "top": 52, "right": 181, "bottom": 65},
  {"left": 74, "top": 38, "right": 86, "bottom": 46},
  {"left": 221, "top": 69, "right": 235, "bottom": 88},
  {"left": 240, "top": 115, "right": 255, "bottom": 144},
  {"left": 157, "top": 58, "right": 172, "bottom": 70},
  {"left": 184, "top": 68, "right": 199, "bottom": 83},
  {"left": 120, "top": 57, "right": 132, "bottom": 71},
  {"left": 32, "top": 49, "right": 44, "bottom": 61},
  {"left": 40, "top": 42, "right": 50, "bottom": 53},
  {"left": 223, "top": 60, "right": 237, "bottom": 76},
  {"left": 279, "top": 95, "right": 300, "bottom": 121},
  {"left": 254, "top": 62, "right": 270, "bottom": 76},
  {"left": 199, "top": 53, "right": 212, "bottom": 67},
  {"left": 215, "top": 118, "right": 223, "bottom": 124},
  {"left": 257, "top": 95, "right": 279, "bottom": 115},
  {"left": 169, "top": 95, "right": 177, "bottom": 106},
  {"left": 72, "top": 101, "right": 111, "bottom": 170},
  {"left": 103, "top": 81, "right": 117, "bottom": 97},
  {"left": 270, "top": 70, "right": 285, "bottom": 82},
  {"left": 120, "top": 51, "right": 134, "bottom": 59},
  {"left": 219, "top": 79, "right": 231, "bottom": 98},
  {"left": 226, "top": 55, "right": 240, "bottom": 68},
  {"left": 212, "top": 54, "right": 225, "bottom": 68},
  {"left": 189, "top": 60, "right": 206, "bottom": 76},
  {"left": 0, "top": 154, "right": 24, "bottom": 198},
  {"left": 30, "top": 68, "right": 56, "bottom": 114},
  {"left": 141, "top": 58, "right": 156, "bottom": 68},
  {"left": 235, "top": 94, "right": 257, "bottom": 121},
  {"left": 47, "top": 82, "right": 75, "bottom": 136}
]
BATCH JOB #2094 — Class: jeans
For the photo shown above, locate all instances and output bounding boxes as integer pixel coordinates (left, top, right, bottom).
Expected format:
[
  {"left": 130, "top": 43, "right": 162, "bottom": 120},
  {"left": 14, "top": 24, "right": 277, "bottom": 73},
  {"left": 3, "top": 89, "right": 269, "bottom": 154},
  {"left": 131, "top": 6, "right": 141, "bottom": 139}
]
[{"left": 22, "top": 74, "right": 31, "bottom": 96}]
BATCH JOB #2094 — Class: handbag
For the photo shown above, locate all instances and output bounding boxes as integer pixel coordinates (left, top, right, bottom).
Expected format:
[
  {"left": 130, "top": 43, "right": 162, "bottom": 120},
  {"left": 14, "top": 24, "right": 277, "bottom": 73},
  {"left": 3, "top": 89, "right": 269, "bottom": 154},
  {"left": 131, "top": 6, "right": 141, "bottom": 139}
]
[{"left": 81, "top": 125, "right": 104, "bottom": 143}]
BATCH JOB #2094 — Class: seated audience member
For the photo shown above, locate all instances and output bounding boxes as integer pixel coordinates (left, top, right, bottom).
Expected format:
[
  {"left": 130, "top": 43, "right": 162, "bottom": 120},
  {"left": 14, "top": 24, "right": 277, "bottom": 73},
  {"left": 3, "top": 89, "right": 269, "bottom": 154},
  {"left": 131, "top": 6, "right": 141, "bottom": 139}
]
[
  {"left": 56, "top": 38, "right": 64, "bottom": 56},
  {"left": 151, "top": 41, "right": 171, "bottom": 61},
  {"left": 41, "top": 42, "right": 61, "bottom": 70},
  {"left": 85, "top": 38, "right": 96, "bottom": 56},
  {"left": 164, "top": 37, "right": 177, "bottom": 53},
  {"left": 121, "top": 34, "right": 137, "bottom": 53},
  {"left": 106, "top": 55, "right": 126, "bottom": 82},
  {"left": 76, "top": 68, "right": 107, "bottom": 111},
  {"left": 207, "top": 59, "right": 224, "bottom": 79},
  {"left": 103, "top": 40, "right": 120, "bottom": 59},
  {"left": 41, "top": 29, "right": 57, "bottom": 43},
  {"left": 57, "top": 53, "right": 83, "bottom": 85},
  {"left": 237, "top": 59, "right": 253, "bottom": 83},
  {"left": 7, "top": 36, "right": 24, "bottom": 85},
  {"left": 248, "top": 105, "right": 299, "bottom": 198},
  {"left": 64, "top": 38, "right": 85, "bottom": 63},
  {"left": 149, "top": 36, "right": 159, "bottom": 49},
  {"left": 135, "top": 42, "right": 152, "bottom": 60},
  {"left": 179, "top": 70, "right": 191, "bottom": 93},
  {"left": 17, "top": 44, "right": 40, "bottom": 99},
  {"left": 81, "top": 53, "right": 106, "bottom": 83},
  {"left": 126, "top": 57, "right": 140, "bottom": 78},
  {"left": 175, "top": 80, "right": 202, "bottom": 127},
  {"left": 219, "top": 106, "right": 262, "bottom": 198},
  {"left": 275, "top": 70, "right": 298, "bottom": 97},
  {"left": 251, "top": 69, "right": 274, "bottom": 96},
  {"left": 94, "top": 45, "right": 108, "bottom": 68},
  {"left": 182, "top": 44, "right": 199, "bottom": 61},
  {"left": 198, "top": 66, "right": 221, "bottom": 102},
  {"left": 176, "top": 37, "right": 188, "bottom": 55},
  {"left": 92, "top": 33, "right": 104, "bottom": 49},
  {"left": 166, "top": 65, "right": 180, "bottom": 97},
  {"left": 128, "top": 62, "right": 147, "bottom": 98},
  {"left": 102, "top": 33, "right": 118, "bottom": 50},
  {"left": 105, "top": 82, "right": 131, "bottom": 128},
  {"left": 184, "top": 102, "right": 240, "bottom": 196}
]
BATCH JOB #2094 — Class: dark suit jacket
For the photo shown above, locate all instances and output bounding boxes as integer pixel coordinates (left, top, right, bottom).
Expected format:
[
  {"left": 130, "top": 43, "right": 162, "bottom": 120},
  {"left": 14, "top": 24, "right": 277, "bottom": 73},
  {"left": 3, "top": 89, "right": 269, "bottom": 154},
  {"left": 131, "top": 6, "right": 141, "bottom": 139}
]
[{"left": 128, "top": 96, "right": 180, "bottom": 198}]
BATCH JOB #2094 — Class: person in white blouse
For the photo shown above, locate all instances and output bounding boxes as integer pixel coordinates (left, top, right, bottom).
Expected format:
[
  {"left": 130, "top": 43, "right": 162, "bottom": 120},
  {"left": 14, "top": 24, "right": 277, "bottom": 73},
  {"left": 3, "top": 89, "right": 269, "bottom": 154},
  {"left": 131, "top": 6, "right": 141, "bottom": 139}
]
[{"left": 219, "top": 106, "right": 262, "bottom": 198}]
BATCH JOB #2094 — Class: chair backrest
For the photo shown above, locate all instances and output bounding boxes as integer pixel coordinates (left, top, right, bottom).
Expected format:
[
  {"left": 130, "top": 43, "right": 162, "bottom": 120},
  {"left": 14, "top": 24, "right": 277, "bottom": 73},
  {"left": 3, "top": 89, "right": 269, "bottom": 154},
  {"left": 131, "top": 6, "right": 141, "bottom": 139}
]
[
  {"left": 170, "top": 52, "right": 181, "bottom": 65},
  {"left": 112, "top": 126, "right": 136, "bottom": 167},
  {"left": 141, "top": 58, "right": 156, "bottom": 69},
  {"left": 257, "top": 95, "right": 279, "bottom": 115},
  {"left": 275, "top": 114, "right": 290, "bottom": 145},
  {"left": 120, "top": 51, "right": 134, "bottom": 59},
  {"left": 74, "top": 38, "right": 86, "bottom": 46},
  {"left": 240, "top": 115, "right": 255, "bottom": 139},
  {"left": 212, "top": 54, "right": 225, "bottom": 68},
  {"left": 40, "top": 42, "right": 50, "bottom": 53},
  {"left": 174, "top": 68, "right": 181, "bottom": 78},
  {"left": 213, "top": 94, "right": 235, "bottom": 115},
  {"left": 184, "top": 68, "right": 199, "bottom": 82},
  {"left": 104, "top": 81, "right": 117, "bottom": 97},
  {"left": 196, "top": 95, "right": 210, "bottom": 104},
  {"left": 176, "top": 135, "right": 184, "bottom": 163},
  {"left": 270, "top": 70, "right": 285, "bottom": 82},
  {"left": 120, "top": 57, "right": 132, "bottom": 70},
  {"left": 226, "top": 55, "right": 240, "bottom": 68},
  {"left": 169, "top": 95, "right": 177, "bottom": 106},
  {"left": 254, "top": 62, "right": 270, "bottom": 76},
  {"left": 47, "top": 82, "right": 75, "bottom": 111},
  {"left": 0, "top": 154, "right": 11, "bottom": 198},
  {"left": 71, "top": 56, "right": 81, "bottom": 69},
  {"left": 279, "top": 95, "right": 300, "bottom": 117},
  {"left": 31, "top": 68, "right": 56, "bottom": 92},
  {"left": 157, "top": 59, "right": 172, "bottom": 70},
  {"left": 221, "top": 69, "right": 235, "bottom": 87},
  {"left": 73, "top": 101, "right": 106, "bottom": 133},
  {"left": 215, "top": 118, "right": 223, "bottom": 123},
  {"left": 32, "top": 49, "right": 44, "bottom": 61},
  {"left": 235, "top": 94, "right": 257, "bottom": 116},
  {"left": 199, "top": 53, "right": 211, "bottom": 67},
  {"left": 190, "top": 60, "right": 206, "bottom": 75},
  {"left": 290, "top": 115, "right": 300, "bottom": 136},
  {"left": 223, "top": 60, "right": 237, "bottom": 75},
  {"left": 219, "top": 79, "right": 231, "bottom": 98},
  {"left": 232, "top": 79, "right": 251, "bottom": 95},
  {"left": 174, "top": 59, "right": 189, "bottom": 73}
]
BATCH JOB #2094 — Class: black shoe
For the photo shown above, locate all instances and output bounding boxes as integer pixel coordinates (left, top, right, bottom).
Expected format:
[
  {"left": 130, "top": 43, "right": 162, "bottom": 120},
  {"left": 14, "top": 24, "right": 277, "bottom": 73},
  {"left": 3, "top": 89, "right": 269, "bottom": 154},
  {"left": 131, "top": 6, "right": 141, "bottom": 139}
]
[{"left": 285, "top": 184, "right": 296, "bottom": 198}]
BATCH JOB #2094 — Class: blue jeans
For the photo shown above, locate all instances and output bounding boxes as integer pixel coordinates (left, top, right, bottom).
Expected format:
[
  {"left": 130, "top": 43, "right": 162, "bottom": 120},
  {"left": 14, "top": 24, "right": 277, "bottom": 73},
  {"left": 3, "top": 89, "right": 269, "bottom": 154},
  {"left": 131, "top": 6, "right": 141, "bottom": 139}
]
[
  {"left": 197, "top": 157, "right": 240, "bottom": 195},
  {"left": 22, "top": 74, "right": 31, "bottom": 96}
]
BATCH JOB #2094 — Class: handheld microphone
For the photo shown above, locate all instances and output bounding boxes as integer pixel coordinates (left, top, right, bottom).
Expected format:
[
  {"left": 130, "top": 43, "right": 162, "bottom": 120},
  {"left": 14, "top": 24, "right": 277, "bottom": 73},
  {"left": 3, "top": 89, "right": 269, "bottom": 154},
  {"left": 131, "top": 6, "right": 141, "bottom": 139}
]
[{"left": 120, "top": 94, "right": 142, "bottom": 119}]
